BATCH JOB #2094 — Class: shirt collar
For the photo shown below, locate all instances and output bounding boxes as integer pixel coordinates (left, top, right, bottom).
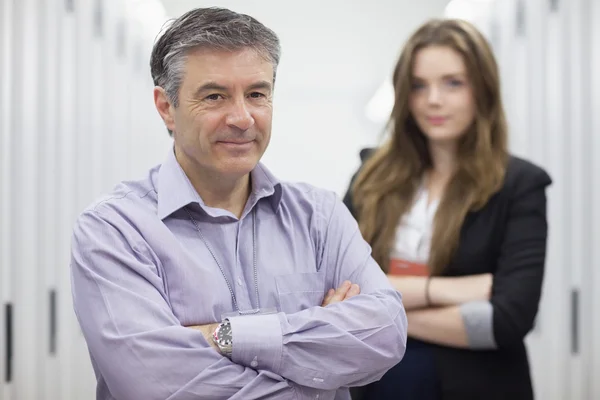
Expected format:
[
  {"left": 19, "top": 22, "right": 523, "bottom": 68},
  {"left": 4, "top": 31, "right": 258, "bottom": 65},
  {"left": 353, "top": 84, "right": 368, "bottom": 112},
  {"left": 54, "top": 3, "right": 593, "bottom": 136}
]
[{"left": 156, "top": 147, "right": 282, "bottom": 220}]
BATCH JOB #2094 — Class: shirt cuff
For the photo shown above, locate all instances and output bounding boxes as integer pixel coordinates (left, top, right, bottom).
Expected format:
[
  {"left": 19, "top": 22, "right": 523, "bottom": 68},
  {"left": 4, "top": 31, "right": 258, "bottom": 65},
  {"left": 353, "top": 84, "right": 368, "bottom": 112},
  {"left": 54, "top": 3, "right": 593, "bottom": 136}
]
[
  {"left": 229, "top": 312, "right": 284, "bottom": 374},
  {"left": 459, "top": 300, "right": 497, "bottom": 350}
]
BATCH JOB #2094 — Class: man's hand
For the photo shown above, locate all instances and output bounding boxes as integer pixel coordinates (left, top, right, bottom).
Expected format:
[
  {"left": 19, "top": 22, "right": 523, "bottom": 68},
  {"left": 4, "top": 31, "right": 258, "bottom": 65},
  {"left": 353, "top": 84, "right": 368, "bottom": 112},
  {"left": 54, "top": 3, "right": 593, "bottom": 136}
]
[
  {"left": 321, "top": 280, "right": 361, "bottom": 307},
  {"left": 188, "top": 323, "right": 220, "bottom": 352}
]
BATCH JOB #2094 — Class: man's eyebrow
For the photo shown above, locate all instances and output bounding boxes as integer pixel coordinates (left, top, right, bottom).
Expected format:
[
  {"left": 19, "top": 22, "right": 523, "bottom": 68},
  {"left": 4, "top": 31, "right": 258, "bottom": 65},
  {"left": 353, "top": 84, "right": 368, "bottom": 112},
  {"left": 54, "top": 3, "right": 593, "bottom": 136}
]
[
  {"left": 193, "top": 82, "right": 228, "bottom": 98},
  {"left": 193, "top": 81, "right": 273, "bottom": 98},
  {"left": 247, "top": 80, "right": 273, "bottom": 92}
]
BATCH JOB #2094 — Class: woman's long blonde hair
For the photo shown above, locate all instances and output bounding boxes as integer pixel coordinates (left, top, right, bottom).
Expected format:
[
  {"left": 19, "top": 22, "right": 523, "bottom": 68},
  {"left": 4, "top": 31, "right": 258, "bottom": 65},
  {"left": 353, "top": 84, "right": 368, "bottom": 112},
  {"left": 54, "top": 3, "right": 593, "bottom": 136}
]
[{"left": 352, "top": 19, "right": 509, "bottom": 276}]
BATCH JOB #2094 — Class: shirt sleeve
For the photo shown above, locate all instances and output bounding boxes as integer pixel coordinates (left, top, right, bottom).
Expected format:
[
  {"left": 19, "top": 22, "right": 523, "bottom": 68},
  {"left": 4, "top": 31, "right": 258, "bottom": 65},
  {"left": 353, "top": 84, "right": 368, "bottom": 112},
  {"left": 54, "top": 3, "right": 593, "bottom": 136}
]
[
  {"left": 229, "top": 192, "right": 408, "bottom": 391},
  {"left": 460, "top": 300, "right": 497, "bottom": 349},
  {"left": 70, "top": 209, "right": 299, "bottom": 400}
]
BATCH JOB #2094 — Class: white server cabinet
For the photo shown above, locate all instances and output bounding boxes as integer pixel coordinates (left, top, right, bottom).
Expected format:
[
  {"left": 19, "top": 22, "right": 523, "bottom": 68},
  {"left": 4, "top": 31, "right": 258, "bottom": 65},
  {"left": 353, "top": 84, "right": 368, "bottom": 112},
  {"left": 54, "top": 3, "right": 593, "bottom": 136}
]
[
  {"left": 590, "top": 0, "right": 600, "bottom": 397},
  {"left": 509, "top": 0, "right": 530, "bottom": 158},
  {"left": 0, "top": 0, "right": 14, "bottom": 398},
  {"left": 490, "top": 0, "right": 537, "bottom": 159},
  {"left": 123, "top": 14, "right": 145, "bottom": 182},
  {"left": 128, "top": 31, "right": 150, "bottom": 178},
  {"left": 75, "top": 0, "right": 94, "bottom": 213},
  {"left": 72, "top": 0, "right": 97, "bottom": 398},
  {"left": 71, "top": 0, "right": 111, "bottom": 396},
  {"left": 490, "top": 0, "right": 517, "bottom": 147},
  {"left": 56, "top": 0, "right": 79, "bottom": 399},
  {"left": 565, "top": 1, "right": 593, "bottom": 399},
  {"left": 38, "top": 0, "right": 61, "bottom": 398},
  {"left": 89, "top": 0, "right": 107, "bottom": 199},
  {"left": 489, "top": 0, "right": 598, "bottom": 398},
  {"left": 0, "top": 1, "right": 173, "bottom": 398},
  {"left": 125, "top": 22, "right": 171, "bottom": 178},
  {"left": 496, "top": 1, "right": 543, "bottom": 397},
  {"left": 103, "top": 0, "right": 128, "bottom": 189},
  {"left": 487, "top": 0, "right": 572, "bottom": 399},
  {"left": 523, "top": 0, "right": 548, "bottom": 167},
  {"left": 541, "top": 1, "right": 572, "bottom": 400},
  {"left": 10, "top": 0, "right": 43, "bottom": 398},
  {"left": 126, "top": 32, "right": 145, "bottom": 178}
]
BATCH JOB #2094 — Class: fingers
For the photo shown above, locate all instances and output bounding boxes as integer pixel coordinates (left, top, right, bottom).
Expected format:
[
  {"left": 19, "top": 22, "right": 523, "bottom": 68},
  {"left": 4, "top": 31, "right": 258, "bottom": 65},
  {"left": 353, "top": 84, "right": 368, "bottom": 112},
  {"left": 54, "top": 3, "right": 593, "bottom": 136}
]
[
  {"left": 329, "top": 281, "right": 352, "bottom": 303},
  {"left": 344, "top": 283, "right": 361, "bottom": 300},
  {"left": 322, "top": 281, "right": 361, "bottom": 306},
  {"left": 321, "top": 288, "right": 336, "bottom": 306},
  {"left": 322, "top": 288, "right": 335, "bottom": 304}
]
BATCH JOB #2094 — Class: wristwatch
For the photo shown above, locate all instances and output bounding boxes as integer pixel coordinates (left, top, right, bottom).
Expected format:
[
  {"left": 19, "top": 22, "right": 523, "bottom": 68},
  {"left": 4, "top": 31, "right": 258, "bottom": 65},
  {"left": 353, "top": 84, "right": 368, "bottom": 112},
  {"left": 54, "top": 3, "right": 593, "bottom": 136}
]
[{"left": 212, "top": 319, "right": 233, "bottom": 358}]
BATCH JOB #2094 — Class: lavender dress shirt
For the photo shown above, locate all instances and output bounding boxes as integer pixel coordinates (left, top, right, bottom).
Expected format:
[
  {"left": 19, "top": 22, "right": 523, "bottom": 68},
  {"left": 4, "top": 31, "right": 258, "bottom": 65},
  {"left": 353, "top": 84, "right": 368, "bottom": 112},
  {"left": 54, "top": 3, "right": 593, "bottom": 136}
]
[{"left": 70, "top": 148, "right": 408, "bottom": 400}]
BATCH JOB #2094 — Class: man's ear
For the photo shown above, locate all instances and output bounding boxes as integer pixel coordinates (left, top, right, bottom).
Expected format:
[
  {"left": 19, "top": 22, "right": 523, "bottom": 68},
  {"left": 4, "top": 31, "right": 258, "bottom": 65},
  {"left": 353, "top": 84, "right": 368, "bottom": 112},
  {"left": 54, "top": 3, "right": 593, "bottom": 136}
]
[{"left": 153, "top": 87, "right": 176, "bottom": 132}]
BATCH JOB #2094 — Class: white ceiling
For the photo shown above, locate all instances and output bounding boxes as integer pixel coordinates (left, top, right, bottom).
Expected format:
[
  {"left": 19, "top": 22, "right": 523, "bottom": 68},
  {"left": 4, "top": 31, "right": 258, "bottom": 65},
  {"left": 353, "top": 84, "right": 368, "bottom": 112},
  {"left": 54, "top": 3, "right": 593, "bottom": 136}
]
[{"left": 158, "top": 0, "right": 450, "bottom": 100}]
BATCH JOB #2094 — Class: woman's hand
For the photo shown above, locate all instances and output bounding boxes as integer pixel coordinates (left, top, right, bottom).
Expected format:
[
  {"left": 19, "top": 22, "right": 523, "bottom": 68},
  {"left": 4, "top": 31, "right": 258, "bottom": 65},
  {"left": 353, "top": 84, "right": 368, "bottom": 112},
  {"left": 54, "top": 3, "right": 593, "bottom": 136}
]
[
  {"left": 388, "top": 273, "right": 492, "bottom": 310},
  {"left": 430, "top": 273, "right": 492, "bottom": 305}
]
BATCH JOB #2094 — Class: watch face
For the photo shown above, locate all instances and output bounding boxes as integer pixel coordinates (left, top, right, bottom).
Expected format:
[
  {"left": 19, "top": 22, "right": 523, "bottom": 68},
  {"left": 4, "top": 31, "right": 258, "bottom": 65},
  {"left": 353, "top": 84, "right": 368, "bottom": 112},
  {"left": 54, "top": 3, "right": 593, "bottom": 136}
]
[{"left": 218, "top": 323, "right": 232, "bottom": 343}]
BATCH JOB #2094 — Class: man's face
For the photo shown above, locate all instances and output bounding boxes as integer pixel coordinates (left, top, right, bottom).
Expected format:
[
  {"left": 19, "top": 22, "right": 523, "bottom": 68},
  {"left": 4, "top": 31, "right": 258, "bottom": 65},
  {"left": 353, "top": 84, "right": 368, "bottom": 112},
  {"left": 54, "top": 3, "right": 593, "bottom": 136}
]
[{"left": 157, "top": 47, "right": 274, "bottom": 180}]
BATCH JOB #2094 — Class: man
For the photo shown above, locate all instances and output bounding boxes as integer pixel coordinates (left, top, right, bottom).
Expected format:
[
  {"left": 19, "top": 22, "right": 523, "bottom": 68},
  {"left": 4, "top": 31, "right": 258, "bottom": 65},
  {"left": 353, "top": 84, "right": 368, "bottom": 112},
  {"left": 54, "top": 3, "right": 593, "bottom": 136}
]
[{"left": 71, "top": 7, "right": 407, "bottom": 400}]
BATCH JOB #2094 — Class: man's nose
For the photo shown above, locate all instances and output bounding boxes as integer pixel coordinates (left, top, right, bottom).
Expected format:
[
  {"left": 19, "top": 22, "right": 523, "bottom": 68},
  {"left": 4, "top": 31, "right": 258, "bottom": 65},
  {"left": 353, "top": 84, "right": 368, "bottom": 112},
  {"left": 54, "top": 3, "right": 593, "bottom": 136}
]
[{"left": 225, "top": 99, "right": 255, "bottom": 131}]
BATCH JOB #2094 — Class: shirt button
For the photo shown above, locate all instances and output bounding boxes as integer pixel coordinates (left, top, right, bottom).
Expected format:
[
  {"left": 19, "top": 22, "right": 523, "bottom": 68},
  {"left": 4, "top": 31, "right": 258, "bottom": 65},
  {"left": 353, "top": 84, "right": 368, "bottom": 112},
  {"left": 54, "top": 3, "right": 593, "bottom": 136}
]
[
  {"left": 250, "top": 360, "right": 258, "bottom": 368},
  {"left": 237, "top": 278, "right": 243, "bottom": 286}
]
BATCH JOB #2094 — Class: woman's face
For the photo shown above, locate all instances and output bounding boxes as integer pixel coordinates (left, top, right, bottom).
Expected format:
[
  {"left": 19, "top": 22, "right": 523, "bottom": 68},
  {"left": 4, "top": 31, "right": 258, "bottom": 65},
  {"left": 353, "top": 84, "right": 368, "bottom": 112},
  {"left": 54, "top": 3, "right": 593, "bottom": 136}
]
[{"left": 408, "top": 45, "right": 476, "bottom": 146}]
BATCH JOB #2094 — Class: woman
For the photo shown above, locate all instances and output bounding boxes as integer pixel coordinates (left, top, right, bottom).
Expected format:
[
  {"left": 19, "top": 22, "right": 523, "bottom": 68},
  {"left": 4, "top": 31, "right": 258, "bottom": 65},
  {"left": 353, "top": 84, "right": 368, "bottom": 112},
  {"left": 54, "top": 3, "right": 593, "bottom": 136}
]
[{"left": 344, "top": 19, "right": 552, "bottom": 400}]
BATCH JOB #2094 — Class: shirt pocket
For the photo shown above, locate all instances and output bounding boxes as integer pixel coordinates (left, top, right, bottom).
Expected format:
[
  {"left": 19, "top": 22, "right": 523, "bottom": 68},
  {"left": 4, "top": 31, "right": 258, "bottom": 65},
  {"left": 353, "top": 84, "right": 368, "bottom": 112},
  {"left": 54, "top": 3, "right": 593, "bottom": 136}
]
[{"left": 274, "top": 272, "right": 326, "bottom": 314}]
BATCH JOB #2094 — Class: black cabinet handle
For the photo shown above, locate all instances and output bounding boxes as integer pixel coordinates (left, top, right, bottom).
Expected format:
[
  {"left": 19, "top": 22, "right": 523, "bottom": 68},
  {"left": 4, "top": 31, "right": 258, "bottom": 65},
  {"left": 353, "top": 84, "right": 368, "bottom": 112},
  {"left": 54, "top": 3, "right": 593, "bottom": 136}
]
[
  {"left": 50, "top": 290, "right": 57, "bottom": 355},
  {"left": 5, "top": 303, "right": 12, "bottom": 383},
  {"left": 571, "top": 289, "right": 579, "bottom": 355}
]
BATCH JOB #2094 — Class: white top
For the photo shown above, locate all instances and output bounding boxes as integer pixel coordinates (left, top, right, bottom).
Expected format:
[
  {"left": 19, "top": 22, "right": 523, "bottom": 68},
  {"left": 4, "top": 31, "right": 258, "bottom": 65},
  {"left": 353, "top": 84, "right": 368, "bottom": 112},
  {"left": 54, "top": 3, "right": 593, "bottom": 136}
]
[{"left": 390, "top": 184, "right": 439, "bottom": 264}]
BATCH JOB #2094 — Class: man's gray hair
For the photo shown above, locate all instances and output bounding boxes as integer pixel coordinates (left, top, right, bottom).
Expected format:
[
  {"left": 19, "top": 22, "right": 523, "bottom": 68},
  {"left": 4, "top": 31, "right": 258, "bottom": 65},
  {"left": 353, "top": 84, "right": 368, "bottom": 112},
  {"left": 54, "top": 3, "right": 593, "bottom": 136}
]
[{"left": 150, "top": 7, "right": 281, "bottom": 110}]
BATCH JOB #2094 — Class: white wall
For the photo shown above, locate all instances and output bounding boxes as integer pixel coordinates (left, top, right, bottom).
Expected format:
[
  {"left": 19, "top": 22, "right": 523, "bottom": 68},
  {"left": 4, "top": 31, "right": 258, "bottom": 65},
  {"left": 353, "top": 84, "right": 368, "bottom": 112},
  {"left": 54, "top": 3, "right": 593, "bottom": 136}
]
[{"left": 264, "top": 91, "right": 379, "bottom": 195}]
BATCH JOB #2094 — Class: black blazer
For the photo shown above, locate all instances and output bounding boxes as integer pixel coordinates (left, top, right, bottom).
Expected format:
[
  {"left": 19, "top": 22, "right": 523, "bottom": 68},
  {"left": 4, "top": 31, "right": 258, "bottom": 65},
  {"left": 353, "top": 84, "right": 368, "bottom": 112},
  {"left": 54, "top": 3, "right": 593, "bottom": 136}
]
[{"left": 343, "top": 149, "right": 552, "bottom": 400}]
